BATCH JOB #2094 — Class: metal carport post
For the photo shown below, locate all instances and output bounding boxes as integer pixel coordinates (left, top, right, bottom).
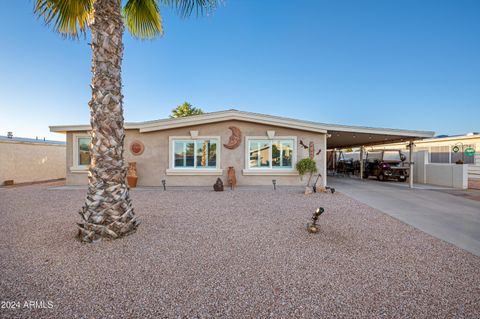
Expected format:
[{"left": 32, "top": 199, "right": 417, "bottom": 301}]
[
  {"left": 359, "top": 145, "right": 365, "bottom": 180},
  {"left": 408, "top": 141, "right": 414, "bottom": 188}
]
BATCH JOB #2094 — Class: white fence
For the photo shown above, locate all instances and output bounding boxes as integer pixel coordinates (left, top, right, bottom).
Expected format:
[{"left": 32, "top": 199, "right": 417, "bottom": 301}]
[{"left": 414, "top": 151, "right": 468, "bottom": 189}]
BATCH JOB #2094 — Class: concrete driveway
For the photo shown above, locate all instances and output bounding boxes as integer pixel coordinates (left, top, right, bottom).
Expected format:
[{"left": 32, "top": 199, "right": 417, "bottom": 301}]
[{"left": 328, "top": 176, "right": 480, "bottom": 256}]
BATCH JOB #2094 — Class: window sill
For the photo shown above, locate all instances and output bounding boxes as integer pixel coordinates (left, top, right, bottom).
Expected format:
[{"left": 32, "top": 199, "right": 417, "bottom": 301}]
[
  {"left": 70, "top": 167, "right": 89, "bottom": 174},
  {"left": 166, "top": 168, "right": 223, "bottom": 176},
  {"left": 242, "top": 169, "right": 298, "bottom": 176}
]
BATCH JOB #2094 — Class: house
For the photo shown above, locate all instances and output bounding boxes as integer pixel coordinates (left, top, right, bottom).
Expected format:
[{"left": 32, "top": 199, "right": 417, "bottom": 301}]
[
  {"left": 372, "top": 133, "right": 480, "bottom": 189},
  {"left": 49, "top": 110, "right": 433, "bottom": 187},
  {"left": 0, "top": 135, "right": 66, "bottom": 185}
]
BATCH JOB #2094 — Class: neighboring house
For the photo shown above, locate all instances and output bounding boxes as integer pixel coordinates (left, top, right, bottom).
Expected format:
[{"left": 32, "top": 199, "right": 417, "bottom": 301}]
[
  {"left": 0, "top": 135, "right": 66, "bottom": 185},
  {"left": 368, "top": 133, "right": 480, "bottom": 189},
  {"left": 50, "top": 110, "right": 433, "bottom": 187}
]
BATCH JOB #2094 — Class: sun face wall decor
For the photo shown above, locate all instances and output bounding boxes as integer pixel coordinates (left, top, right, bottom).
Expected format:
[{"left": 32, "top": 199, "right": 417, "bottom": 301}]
[{"left": 130, "top": 140, "right": 145, "bottom": 156}]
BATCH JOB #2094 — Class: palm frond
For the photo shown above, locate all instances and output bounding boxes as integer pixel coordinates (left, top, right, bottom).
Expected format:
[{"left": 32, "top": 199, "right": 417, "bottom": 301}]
[
  {"left": 34, "top": 0, "right": 93, "bottom": 38},
  {"left": 160, "top": 0, "right": 219, "bottom": 18},
  {"left": 124, "top": 0, "right": 163, "bottom": 39}
]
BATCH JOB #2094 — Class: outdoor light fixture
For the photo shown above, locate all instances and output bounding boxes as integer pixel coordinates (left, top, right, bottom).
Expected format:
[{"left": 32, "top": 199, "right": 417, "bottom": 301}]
[
  {"left": 307, "top": 207, "right": 325, "bottom": 233},
  {"left": 272, "top": 179, "right": 277, "bottom": 190},
  {"left": 161, "top": 179, "right": 166, "bottom": 191}
]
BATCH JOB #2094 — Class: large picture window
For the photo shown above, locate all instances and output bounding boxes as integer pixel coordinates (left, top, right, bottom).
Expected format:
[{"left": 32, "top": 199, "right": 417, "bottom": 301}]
[
  {"left": 173, "top": 139, "right": 218, "bottom": 169},
  {"left": 248, "top": 139, "right": 294, "bottom": 169}
]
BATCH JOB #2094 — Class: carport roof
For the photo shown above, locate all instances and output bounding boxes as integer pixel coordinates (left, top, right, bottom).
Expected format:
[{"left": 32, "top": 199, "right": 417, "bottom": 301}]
[{"left": 50, "top": 109, "right": 434, "bottom": 147}]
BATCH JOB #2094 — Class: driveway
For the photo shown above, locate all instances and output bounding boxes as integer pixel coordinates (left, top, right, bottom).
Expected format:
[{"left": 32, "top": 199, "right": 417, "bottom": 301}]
[{"left": 328, "top": 176, "right": 480, "bottom": 256}]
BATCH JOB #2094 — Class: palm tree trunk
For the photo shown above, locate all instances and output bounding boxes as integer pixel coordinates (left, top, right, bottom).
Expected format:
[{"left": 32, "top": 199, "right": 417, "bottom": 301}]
[{"left": 77, "top": 0, "right": 139, "bottom": 242}]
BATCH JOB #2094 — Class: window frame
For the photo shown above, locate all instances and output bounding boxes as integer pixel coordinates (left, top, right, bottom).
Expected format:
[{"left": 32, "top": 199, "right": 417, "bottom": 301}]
[
  {"left": 167, "top": 136, "right": 222, "bottom": 175},
  {"left": 243, "top": 136, "right": 298, "bottom": 175},
  {"left": 71, "top": 133, "right": 91, "bottom": 172}
]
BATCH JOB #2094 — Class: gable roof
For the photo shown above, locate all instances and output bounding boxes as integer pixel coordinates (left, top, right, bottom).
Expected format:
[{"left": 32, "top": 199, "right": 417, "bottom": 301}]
[{"left": 49, "top": 109, "right": 434, "bottom": 147}]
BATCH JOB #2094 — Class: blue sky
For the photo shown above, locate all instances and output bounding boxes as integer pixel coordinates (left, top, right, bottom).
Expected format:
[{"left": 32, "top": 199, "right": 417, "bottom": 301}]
[{"left": 0, "top": 0, "right": 479, "bottom": 141}]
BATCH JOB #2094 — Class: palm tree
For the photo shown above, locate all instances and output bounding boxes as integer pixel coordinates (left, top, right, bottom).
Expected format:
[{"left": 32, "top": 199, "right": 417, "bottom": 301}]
[
  {"left": 170, "top": 102, "right": 204, "bottom": 118},
  {"left": 34, "top": 0, "right": 218, "bottom": 242}
]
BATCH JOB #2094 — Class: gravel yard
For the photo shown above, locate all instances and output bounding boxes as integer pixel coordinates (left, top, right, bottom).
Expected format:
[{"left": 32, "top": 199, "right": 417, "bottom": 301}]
[{"left": 1, "top": 183, "right": 479, "bottom": 318}]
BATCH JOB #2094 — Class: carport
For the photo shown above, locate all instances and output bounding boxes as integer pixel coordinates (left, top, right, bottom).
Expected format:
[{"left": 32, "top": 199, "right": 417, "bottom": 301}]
[{"left": 322, "top": 123, "right": 434, "bottom": 188}]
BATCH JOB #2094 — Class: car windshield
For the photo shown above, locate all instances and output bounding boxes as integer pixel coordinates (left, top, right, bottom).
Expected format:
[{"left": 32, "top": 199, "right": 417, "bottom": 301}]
[
  {"left": 383, "top": 151, "right": 401, "bottom": 161},
  {"left": 365, "top": 152, "right": 382, "bottom": 162}
]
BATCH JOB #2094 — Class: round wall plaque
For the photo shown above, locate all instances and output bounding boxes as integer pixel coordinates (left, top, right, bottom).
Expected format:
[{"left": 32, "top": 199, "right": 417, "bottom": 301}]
[{"left": 130, "top": 140, "right": 145, "bottom": 156}]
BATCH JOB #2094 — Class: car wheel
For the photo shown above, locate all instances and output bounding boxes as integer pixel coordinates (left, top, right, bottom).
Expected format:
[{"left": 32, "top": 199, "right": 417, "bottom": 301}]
[
  {"left": 363, "top": 173, "right": 369, "bottom": 179},
  {"left": 378, "top": 174, "right": 385, "bottom": 181}
]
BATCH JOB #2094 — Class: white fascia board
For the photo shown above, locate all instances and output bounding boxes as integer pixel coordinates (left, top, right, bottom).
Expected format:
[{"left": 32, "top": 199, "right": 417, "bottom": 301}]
[
  {"left": 138, "top": 111, "right": 328, "bottom": 134},
  {"left": 49, "top": 122, "right": 140, "bottom": 133},
  {"left": 323, "top": 124, "right": 434, "bottom": 138},
  {"left": 49, "top": 125, "right": 90, "bottom": 133}
]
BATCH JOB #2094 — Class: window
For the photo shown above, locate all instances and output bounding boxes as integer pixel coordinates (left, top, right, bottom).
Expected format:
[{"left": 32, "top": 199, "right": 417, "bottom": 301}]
[
  {"left": 72, "top": 134, "right": 91, "bottom": 171},
  {"left": 383, "top": 151, "right": 402, "bottom": 161},
  {"left": 247, "top": 139, "right": 294, "bottom": 169},
  {"left": 366, "top": 152, "right": 382, "bottom": 162},
  {"left": 172, "top": 139, "right": 218, "bottom": 169},
  {"left": 430, "top": 146, "right": 450, "bottom": 163},
  {"left": 78, "top": 137, "right": 91, "bottom": 166}
]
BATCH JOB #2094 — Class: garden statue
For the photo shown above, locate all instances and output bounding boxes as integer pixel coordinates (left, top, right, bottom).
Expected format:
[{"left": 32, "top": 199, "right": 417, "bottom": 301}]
[
  {"left": 307, "top": 207, "right": 325, "bottom": 233},
  {"left": 213, "top": 178, "right": 224, "bottom": 191},
  {"left": 227, "top": 167, "right": 237, "bottom": 190}
]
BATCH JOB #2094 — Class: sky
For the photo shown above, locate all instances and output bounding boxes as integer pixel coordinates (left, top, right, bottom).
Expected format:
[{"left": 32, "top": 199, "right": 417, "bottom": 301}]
[{"left": 0, "top": 0, "right": 479, "bottom": 141}]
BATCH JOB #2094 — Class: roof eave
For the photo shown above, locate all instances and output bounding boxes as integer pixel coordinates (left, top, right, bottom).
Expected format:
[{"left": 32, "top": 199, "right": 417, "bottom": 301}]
[{"left": 138, "top": 111, "right": 328, "bottom": 134}]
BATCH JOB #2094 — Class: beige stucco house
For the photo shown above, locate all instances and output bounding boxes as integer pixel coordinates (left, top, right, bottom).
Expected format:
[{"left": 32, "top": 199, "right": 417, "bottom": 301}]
[{"left": 50, "top": 110, "right": 433, "bottom": 187}]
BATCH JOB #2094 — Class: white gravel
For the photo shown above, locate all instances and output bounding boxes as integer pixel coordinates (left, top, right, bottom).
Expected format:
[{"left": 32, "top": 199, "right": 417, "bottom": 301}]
[{"left": 1, "top": 182, "right": 479, "bottom": 318}]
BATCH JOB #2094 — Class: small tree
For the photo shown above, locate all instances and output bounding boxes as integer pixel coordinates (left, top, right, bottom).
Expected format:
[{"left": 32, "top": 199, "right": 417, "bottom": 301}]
[
  {"left": 296, "top": 158, "right": 318, "bottom": 187},
  {"left": 170, "top": 102, "right": 204, "bottom": 118}
]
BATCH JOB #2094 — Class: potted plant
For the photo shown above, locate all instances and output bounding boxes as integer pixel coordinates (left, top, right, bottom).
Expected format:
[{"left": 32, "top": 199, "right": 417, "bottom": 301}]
[{"left": 296, "top": 158, "right": 318, "bottom": 194}]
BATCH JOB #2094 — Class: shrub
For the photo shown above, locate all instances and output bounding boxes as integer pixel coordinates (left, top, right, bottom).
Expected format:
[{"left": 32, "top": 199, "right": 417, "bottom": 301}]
[{"left": 296, "top": 158, "right": 318, "bottom": 186}]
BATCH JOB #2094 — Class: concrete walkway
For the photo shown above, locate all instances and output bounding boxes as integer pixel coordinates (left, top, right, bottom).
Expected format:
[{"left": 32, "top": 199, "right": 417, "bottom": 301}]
[{"left": 328, "top": 176, "right": 480, "bottom": 256}]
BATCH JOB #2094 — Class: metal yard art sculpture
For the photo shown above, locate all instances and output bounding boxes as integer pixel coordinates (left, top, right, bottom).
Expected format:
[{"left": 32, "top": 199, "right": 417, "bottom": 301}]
[{"left": 312, "top": 174, "right": 335, "bottom": 194}]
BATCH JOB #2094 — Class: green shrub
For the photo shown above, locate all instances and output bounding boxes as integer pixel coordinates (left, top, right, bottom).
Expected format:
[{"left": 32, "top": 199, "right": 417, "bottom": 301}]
[{"left": 296, "top": 158, "right": 317, "bottom": 186}]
